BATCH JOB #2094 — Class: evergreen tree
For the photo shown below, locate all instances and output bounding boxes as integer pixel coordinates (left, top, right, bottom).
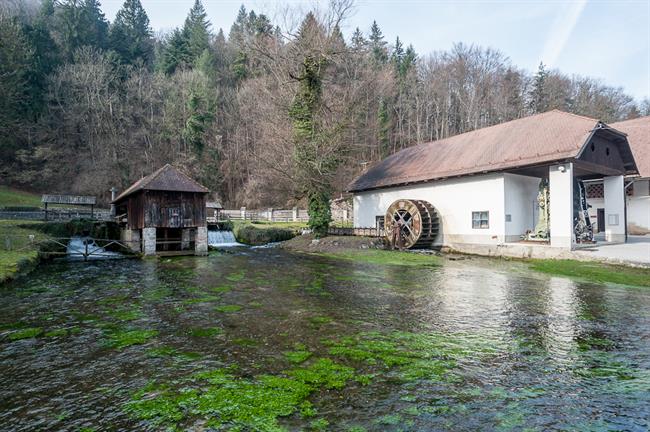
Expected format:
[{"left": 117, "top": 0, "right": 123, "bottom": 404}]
[
  {"left": 368, "top": 20, "right": 387, "bottom": 64},
  {"left": 55, "top": 0, "right": 109, "bottom": 60},
  {"left": 351, "top": 27, "right": 367, "bottom": 52},
  {"left": 109, "top": 0, "right": 153, "bottom": 66},
  {"left": 183, "top": 89, "right": 214, "bottom": 154},
  {"left": 183, "top": 0, "right": 212, "bottom": 65},
  {"left": 529, "top": 62, "right": 549, "bottom": 113},
  {"left": 391, "top": 36, "right": 404, "bottom": 69},
  {"left": 158, "top": 27, "right": 190, "bottom": 74}
]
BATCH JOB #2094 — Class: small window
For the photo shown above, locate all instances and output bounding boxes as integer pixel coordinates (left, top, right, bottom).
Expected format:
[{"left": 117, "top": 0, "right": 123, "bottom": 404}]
[
  {"left": 375, "top": 215, "right": 385, "bottom": 231},
  {"left": 472, "top": 211, "right": 489, "bottom": 229},
  {"left": 590, "top": 143, "right": 595, "bottom": 152},
  {"left": 505, "top": 214, "right": 512, "bottom": 222},
  {"left": 606, "top": 147, "right": 610, "bottom": 156}
]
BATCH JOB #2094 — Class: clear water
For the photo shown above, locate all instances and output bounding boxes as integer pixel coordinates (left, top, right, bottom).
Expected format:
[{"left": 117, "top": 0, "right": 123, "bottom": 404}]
[{"left": 0, "top": 249, "right": 648, "bottom": 431}]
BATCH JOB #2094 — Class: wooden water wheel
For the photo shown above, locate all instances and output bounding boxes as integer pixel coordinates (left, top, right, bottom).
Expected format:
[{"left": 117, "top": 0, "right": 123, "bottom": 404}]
[{"left": 384, "top": 199, "right": 439, "bottom": 249}]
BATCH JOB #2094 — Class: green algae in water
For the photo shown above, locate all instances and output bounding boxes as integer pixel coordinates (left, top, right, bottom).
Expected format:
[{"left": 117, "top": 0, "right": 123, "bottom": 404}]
[
  {"left": 182, "top": 295, "right": 222, "bottom": 305},
  {"left": 105, "top": 328, "right": 158, "bottom": 349},
  {"left": 147, "top": 346, "right": 203, "bottom": 361},
  {"left": 108, "top": 306, "right": 144, "bottom": 321},
  {"left": 309, "top": 418, "right": 329, "bottom": 430},
  {"left": 325, "top": 330, "right": 497, "bottom": 382},
  {"left": 309, "top": 316, "right": 332, "bottom": 327},
  {"left": 210, "top": 285, "right": 232, "bottom": 294},
  {"left": 226, "top": 269, "right": 246, "bottom": 282},
  {"left": 188, "top": 327, "right": 223, "bottom": 338},
  {"left": 126, "top": 358, "right": 357, "bottom": 431},
  {"left": 8, "top": 327, "right": 42, "bottom": 341},
  {"left": 232, "top": 337, "right": 259, "bottom": 347},
  {"left": 215, "top": 304, "right": 242, "bottom": 313},
  {"left": 284, "top": 343, "right": 313, "bottom": 364}
]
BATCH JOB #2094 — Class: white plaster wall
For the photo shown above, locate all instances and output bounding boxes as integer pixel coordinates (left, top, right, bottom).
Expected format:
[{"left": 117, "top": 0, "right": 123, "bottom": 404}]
[
  {"left": 353, "top": 174, "right": 506, "bottom": 245},
  {"left": 627, "top": 196, "right": 650, "bottom": 234},
  {"left": 504, "top": 174, "right": 541, "bottom": 242}
]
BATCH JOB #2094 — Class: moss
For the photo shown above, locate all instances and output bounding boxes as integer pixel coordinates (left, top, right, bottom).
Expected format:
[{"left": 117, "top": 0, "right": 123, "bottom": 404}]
[
  {"left": 8, "top": 327, "right": 43, "bottom": 341},
  {"left": 215, "top": 304, "right": 242, "bottom": 313},
  {"left": 127, "top": 357, "right": 355, "bottom": 431},
  {"left": 44, "top": 328, "right": 70, "bottom": 338},
  {"left": 225, "top": 269, "right": 246, "bottom": 282},
  {"left": 105, "top": 328, "right": 158, "bottom": 349},
  {"left": 233, "top": 222, "right": 301, "bottom": 245},
  {"left": 320, "top": 249, "right": 441, "bottom": 267},
  {"left": 188, "top": 327, "right": 223, "bottom": 338},
  {"left": 528, "top": 259, "right": 650, "bottom": 287}
]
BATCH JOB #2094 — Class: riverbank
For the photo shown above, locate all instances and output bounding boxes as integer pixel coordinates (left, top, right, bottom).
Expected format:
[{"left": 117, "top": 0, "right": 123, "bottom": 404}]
[
  {"left": 0, "top": 220, "right": 49, "bottom": 283},
  {"left": 281, "top": 234, "right": 650, "bottom": 287},
  {"left": 232, "top": 221, "right": 306, "bottom": 245}
]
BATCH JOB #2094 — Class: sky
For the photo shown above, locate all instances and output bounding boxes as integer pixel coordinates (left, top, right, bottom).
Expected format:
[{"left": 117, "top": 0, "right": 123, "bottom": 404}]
[{"left": 99, "top": 0, "right": 650, "bottom": 102}]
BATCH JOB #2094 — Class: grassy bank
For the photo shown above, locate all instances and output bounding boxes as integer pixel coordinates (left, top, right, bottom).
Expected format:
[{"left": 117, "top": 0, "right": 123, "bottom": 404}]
[
  {"left": 0, "top": 186, "right": 41, "bottom": 208},
  {"left": 528, "top": 259, "right": 650, "bottom": 288},
  {"left": 0, "top": 220, "right": 50, "bottom": 283},
  {"left": 233, "top": 221, "right": 306, "bottom": 245}
]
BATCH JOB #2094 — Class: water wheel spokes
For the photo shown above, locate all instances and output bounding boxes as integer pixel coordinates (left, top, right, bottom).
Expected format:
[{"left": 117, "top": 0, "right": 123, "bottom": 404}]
[{"left": 384, "top": 199, "right": 439, "bottom": 249}]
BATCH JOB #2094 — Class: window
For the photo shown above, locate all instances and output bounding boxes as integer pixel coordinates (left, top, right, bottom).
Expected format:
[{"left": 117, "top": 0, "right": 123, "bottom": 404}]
[
  {"left": 505, "top": 214, "right": 512, "bottom": 222},
  {"left": 472, "top": 211, "right": 489, "bottom": 229},
  {"left": 375, "top": 216, "right": 385, "bottom": 231}
]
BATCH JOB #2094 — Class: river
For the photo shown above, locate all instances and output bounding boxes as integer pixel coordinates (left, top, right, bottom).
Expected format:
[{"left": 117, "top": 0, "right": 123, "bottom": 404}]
[{"left": 1, "top": 249, "right": 648, "bottom": 431}]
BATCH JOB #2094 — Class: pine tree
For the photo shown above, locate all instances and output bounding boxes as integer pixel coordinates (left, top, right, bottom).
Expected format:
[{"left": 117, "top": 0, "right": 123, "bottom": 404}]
[
  {"left": 391, "top": 36, "right": 404, "bottom": 68},
  {"left": 529, "top": 62, "right": 549, "bottom": 113},
  {"left": 158, "top": 27, "right": 190, "bottom": 74},
  {"left": 109, "top": 0, "right": 153, "bottom": 66},
  {"left": 377, "top": 98, "right": 390, "bottom": 157},
  {"left": 368, "top": 20, "right": 387, "bottom": 64},
  {"left": 183, "top": 0, "right": 212, "bottom": 65},
  {"left": 55, "top": 0, "right": 109, "bottom": 60},
  {"left": 351, "top": 27, "right": 367, "bottom": 52}
]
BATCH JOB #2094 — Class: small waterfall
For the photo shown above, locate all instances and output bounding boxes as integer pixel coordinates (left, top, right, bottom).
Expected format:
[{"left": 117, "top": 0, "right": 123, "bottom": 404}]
[
  {"left": 66, "top": 236, "right": 122, "bottom": 260},
  {"left": 208, "top": 230, "right": 243, "bottom": 247}
]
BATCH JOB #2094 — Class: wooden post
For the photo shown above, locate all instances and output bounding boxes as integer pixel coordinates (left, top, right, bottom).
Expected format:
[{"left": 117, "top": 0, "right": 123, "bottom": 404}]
[
  {"left": 44, "top": 202, "right": 48, "bottom": 221},
  {"left": 91, "top": 204, "right": 94, "bottom": 219}
]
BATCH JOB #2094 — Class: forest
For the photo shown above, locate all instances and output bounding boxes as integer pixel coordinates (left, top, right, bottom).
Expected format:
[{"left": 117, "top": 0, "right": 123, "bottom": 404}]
[{"left": 1, "top": 0, "right": 647, "bottom": 210}]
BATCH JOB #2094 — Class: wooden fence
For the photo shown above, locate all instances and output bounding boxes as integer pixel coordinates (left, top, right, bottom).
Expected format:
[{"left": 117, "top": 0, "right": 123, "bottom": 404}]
[
  {"left": 215, "top": 207, "right": 351, "bottom": 223},
  {"left": 327, "top": 226, "right": 385, "bottom": 237},
  {"left": 0, "top": 209, "right": 111, "bottom": 221}
]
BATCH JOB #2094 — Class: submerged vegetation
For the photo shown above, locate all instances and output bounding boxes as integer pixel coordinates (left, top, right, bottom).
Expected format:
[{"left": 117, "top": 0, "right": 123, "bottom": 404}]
[
  {"left": 321, "top": 249, "right": 441, "bottom": 267},
  {"left": 528, "top": 259, "right": 650, "bottom": 287}
]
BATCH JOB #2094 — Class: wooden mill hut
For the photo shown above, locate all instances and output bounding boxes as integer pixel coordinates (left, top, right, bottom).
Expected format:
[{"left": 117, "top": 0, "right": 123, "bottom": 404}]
[{"left": 112, "top": 164, "right": 209, "bottom": 256}]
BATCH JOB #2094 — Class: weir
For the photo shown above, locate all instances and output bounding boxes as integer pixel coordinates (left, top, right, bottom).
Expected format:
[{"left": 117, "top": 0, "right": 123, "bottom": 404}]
[
  {"left": 208, "top": 230, "right": 243, "bottom": 247},
  {"left": 66, "top": 236, "right": 123, "bottom": 260}
]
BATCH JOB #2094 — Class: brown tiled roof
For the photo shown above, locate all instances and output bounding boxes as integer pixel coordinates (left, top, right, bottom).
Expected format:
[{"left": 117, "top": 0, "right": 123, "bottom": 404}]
[
  {"left": 349, "top": 110, "right": 623, "bottom": 192},
  {"left": 611, "top": 116, "right": 650, "bottom": 178},
  {"left": 113, "top": 164, "right": 209, "bottom": 202}
]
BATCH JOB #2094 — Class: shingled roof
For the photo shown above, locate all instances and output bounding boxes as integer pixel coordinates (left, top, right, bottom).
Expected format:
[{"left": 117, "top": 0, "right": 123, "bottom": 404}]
[
  {"left": 611, "top": 116, "right": 650, "bottom": 178},
  {"left": 349, "top": 110, "right": 630, "bottom": 192},
  {"left": 113, "top": 164, "right": 209, "bottom": 203}
]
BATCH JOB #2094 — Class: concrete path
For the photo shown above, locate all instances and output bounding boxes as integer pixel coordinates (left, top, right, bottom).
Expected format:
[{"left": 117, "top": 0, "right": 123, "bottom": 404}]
[{"left": 575, "top": 235, "right": 650, "bottom": 266}]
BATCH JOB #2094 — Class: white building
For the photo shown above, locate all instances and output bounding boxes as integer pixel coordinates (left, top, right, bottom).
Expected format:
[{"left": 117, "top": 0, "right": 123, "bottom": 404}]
[
  {"left": 585, "top": 116, "right": 649, "bottom": 235},
  {"left": 349, "top": 110, "right": 640, "bottom": 250}
]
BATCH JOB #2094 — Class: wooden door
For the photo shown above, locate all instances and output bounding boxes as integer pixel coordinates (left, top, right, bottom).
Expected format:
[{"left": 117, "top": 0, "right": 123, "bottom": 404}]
[{"left": 597, "top": 208, "right": 605, "bottom": 232}]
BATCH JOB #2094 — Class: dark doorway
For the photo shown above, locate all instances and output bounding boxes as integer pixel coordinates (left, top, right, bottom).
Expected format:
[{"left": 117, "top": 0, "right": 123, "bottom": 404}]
[
  {"left": 597, "top": 208, "right": 605, "bottom": 232},
  {"left": 156, "top": 228, "right": 182, "bottom": 251}
]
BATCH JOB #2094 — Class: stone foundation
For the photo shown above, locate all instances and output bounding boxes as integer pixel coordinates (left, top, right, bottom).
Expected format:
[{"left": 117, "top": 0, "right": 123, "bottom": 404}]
[
  {"left": 195, "top": 226, "right": 208, "bottom": 255},
  {"left": 120, "top": 228, "right": 141, "bottom": 253},
  {"left": 142, "top": 227, "right": 156, "bottom": 256}
]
